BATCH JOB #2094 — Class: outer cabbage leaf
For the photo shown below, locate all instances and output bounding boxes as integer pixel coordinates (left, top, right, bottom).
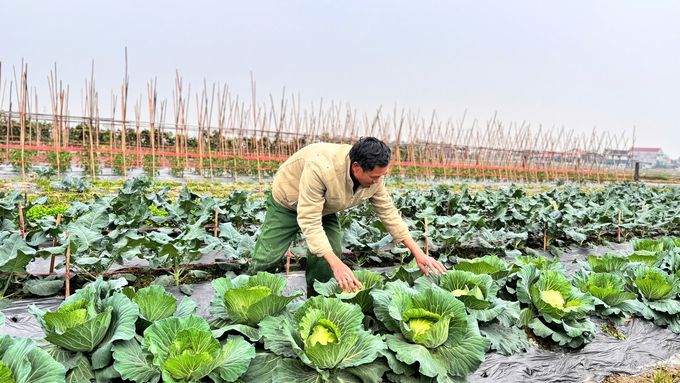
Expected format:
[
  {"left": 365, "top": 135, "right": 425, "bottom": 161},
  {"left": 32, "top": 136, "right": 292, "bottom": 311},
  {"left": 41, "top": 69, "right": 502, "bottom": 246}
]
[
  {"left": 313, "top": 269, "right": 384, "bottom": 314},
  {"left": 0, "top": 336, "right": 66, "bottom": 383}
]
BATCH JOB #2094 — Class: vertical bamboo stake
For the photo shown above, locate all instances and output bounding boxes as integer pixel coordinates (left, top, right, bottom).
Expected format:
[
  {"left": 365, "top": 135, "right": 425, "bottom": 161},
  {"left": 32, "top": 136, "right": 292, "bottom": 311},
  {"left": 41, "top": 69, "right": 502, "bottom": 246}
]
[
  {"left": 250, "top": 73, "right": 263, "bottom": 183},
  {"left": 5, "top": 82, "right": 11, "bottom": 162},
  {"left": 18, "top": 203, "right": 25, "bottom": 239},
  {"left": 19, "top": 63, "right": 27, "bottom": 179},
  {"left": 65, "top": 230, "right": 71, "bottom": 299},
  {"left": 121, "top": 48, "right": 129, "bottom": 177},
  {"left": 49, "top": 214, "right": 62, "bottom": 273},
  {"left": 617, "top": 209, "right": 622, "bottom": 242},
  {"left": 213, "top": 208, "right": 219, "bottom": 238},
  {"left": 173, "top": 71, "right": 182, "bottom": 177},
  {"left": 135, "top": 98, "right": 141, "bottom": 169},
  {"left": 110, "top": 91, "right": 117, "bottom": 172},
  {"left": 148, "top": 79, "right": 157, "bottom": 177},
  {"left": 205, "top": 81, "right": 216, "bottom": 179},
  {"left": 424, "top": 217, "right": 429, "bottom": 257},
  {"left": 86, "top": 62, "right": 97, "bottom": 179},
  {"left": 286, "top": 247, "right": 292, "bottom": 275},
  {"left": 196, "top": 92, "right": 204, "bottom": 175},
  {"left": 543, "top": 227, "right": 548, "bottom": 251}
]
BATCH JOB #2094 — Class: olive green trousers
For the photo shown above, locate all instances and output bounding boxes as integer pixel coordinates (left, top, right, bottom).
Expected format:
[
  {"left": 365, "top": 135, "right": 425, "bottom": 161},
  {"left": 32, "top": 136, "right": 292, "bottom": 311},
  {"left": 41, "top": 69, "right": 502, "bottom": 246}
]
[{"left": 248, "top": 195, "right": 343, "bottom": 294}]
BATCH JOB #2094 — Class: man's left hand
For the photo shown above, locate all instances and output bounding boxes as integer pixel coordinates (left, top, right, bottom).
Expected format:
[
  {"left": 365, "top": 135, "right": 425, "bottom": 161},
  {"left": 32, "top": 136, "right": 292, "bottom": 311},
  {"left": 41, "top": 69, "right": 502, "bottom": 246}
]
[{"left": 414, "top": 249, "right": 447, "bottom": 276}]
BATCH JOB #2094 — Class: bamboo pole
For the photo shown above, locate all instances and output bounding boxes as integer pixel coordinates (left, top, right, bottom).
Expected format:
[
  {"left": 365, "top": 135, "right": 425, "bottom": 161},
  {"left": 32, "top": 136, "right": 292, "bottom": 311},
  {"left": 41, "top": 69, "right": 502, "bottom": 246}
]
[
  {"left": 19, "top": 62, "right": 27, "bottom": 179},
  {"left": 214, "top": 208, "right": 219, "bottom": 238},
  {"left": 424, "top": 217, "right": 429, "bottom": 257},
  {"left": 18, "top": 203, "right": 25, "bottom": 239},
  {"left": 148, "top": 79, "right": 157, "bottom": 177},
  {"left": 250, "top": 73, "right": 263, "bottom": 183},
  {"left": 196, "top": 91, "right": 204, "bottom": 175},
  {"left": 617, "top": 209, "right": 623, "bottom": 242},
  {"left": 65, "top": 230, "right": 71, "bottom": 299},
  {"left": 121, "top": 48, "right": 129, "bottom": 177},
  {"left": 4, "top": 82, "right": 11, "bottom": 162},
  {"left": 49, "top": 214, "right": 62, "bottom": 273},
  {"left": 86, "top": 62, "right": 97, "bottom": 179}
]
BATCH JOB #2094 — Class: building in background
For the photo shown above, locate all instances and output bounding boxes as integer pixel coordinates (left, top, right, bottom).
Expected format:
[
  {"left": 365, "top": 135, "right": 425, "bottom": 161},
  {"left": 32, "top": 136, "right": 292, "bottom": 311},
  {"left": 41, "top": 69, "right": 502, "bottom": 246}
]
[{"left": 629, "top": 147, "right": 673, "bottom": 168}]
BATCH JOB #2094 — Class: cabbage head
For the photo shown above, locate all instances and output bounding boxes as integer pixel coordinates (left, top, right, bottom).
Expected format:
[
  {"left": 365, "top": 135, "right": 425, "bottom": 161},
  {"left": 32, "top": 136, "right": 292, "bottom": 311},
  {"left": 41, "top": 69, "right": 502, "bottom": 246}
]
[
  {"left": 417, "top": 270, "right": 527, "bottom": 356},
  {"left": 371, "top": 280, "right": 487, "bottom": 381},
  {"left": 573, "top": 270, "right": 637, "bottom": 323},
  {"left": 626, "top": 266, "right": 680, "bottom": 333},
  {"left": 516, "top": 265, "right": 596, "bottom": 348},
  {"left": 258, "top": 296, "right": 387, "bottom": 382},
  {"left": 113, "top": 314, "right": 255, "bottom": 383},
  {"left": 210, "top": 272, "right": 303, "bottom": 341},
  {"left": 29, "top": 277, "right": 139, "bottom": 380}
]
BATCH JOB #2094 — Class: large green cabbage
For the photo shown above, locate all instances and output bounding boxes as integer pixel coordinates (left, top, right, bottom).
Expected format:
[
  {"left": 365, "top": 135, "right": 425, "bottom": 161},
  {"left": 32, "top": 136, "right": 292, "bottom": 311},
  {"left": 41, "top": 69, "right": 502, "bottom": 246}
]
[
  {"left": 210, "top": 272, "right": 303, "bottom": 341},
  {"left": 113, "top": 314, "right": 255, "bottom": 383},
  {"left": 626, "top": 266, "right": 680, "bottom": 333},
  {"left": 516, "top": 265, "right": 596, "bottom": 348},
  {"left": 417, "top": 270, "right": 528, "bottom": 356},
  {"left": 29, "top": 277, "right": 139, "bottom": 381},
  {"left": 258, "top": 296, "right": 387, "bottom": 382},
  {"left": 573, "top": 270, "right": 638, "bottom": 323},
  {"left": 371, "top": 280, "right": 487, "bottom": 381}
]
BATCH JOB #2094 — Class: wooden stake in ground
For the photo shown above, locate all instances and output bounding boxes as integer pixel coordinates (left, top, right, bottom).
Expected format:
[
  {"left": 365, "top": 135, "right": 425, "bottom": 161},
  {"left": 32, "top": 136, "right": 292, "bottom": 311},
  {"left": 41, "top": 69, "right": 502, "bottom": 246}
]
[
  {"left": 424, "top": 217, "right": 429, "bottom": 257},
  {"left": 65, "top": 230, "right": 71, "bottom": 299},
  {"left": 18, "top": 203, "right": 25, "bottom": 239},
  {"left": 49, "top": 214, "right": 62, "bottom": 273},
  {"left": 617, "top": 209, "right": 623, "bottom": 242},
  {"left": 213, "top": 208, "right": 219, "bottom": 238},
  {"left": 543, "top": 227, "right": 548, "bottom": 251},
  {"left": 286, "top": 247, "right": 292, "bottom": 275}
]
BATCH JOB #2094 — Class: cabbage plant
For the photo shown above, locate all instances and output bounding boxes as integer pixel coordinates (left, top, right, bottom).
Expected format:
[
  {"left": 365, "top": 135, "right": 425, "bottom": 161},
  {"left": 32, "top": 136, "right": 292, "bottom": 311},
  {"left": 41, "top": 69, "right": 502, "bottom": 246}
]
[
  {"left": 371, "top": 280, "right": 487, "bottom": 381},
  {"left": 572, "top": 270, "right": 638, "bottom": 324},
  {"left": 453, "top": 255, "right": 512, "bottom": 281},
  {"left": 112, "top": 314, "right": 255, "bottom": 383},
  {"left": 632, "top": 238, "right": 676, "bottom": 254},
  {"left": 417, "top": 270, "right": 528, "bottom": 356},
  {"left": 504, "top": 255, "right": 566, "bottom": 300},
  {"left": 0, "top": 336, "right": 66, "bottom": 383},
  {"left": 516, "top": 265, "right": 596, "bottom": 348},
  {"left": 313, "top": 269, "right": 384, "bottom": 314},
  {"left": 123, "top": 285, "right": 197, "bottom": 331},
  {"left": 258, "top": 296, "right": 388, "bottom": 382},
  {"left": 210, "top": 272, "right": 303, "bottom": 341},
  {"left": 29, "top": 277, "right": 138, "bottom": 381},
  {"left": 626, "top": 266, "right": 680, "bottom": 333}
]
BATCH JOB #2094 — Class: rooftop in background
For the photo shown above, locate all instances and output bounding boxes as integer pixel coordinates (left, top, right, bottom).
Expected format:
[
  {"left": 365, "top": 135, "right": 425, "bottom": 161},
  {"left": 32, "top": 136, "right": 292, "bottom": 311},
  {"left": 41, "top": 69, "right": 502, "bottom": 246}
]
[{"left": 630, "top": 147, "right": 663, "bottom": 153}]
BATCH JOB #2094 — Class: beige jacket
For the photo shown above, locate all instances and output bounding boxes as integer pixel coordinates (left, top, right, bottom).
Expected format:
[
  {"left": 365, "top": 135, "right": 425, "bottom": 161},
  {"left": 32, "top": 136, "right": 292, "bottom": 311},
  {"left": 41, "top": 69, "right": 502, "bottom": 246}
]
[{"left": 272, "top": 142, "right": 412, "bottom": 256}]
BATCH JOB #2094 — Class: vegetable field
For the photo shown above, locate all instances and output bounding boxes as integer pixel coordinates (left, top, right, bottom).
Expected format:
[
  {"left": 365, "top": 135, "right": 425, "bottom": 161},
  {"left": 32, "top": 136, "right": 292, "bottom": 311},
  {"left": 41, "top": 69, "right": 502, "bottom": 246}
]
[{"left": 0, "top": 178, "right": 679, "bottom": 382}]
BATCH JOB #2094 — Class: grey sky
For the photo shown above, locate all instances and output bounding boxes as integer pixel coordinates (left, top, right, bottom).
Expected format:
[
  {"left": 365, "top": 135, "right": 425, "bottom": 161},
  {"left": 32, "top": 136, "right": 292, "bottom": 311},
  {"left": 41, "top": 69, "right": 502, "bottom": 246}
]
[{"left": 2, "top": 1, "right": 679, "bottom": 157}]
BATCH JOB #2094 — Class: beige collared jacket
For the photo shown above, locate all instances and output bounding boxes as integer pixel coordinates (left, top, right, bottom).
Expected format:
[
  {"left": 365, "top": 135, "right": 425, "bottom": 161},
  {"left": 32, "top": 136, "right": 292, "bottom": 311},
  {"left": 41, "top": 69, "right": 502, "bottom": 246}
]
[{"left": 272, "top": 142, "right": 412, "bottom": 257}]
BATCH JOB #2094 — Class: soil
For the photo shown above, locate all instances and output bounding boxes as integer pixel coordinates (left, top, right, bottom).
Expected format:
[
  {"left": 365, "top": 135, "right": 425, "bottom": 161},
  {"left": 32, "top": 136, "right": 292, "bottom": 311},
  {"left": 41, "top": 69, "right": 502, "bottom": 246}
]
[{"left": 602, "top": 367, "right": 680, "bottom": 383}]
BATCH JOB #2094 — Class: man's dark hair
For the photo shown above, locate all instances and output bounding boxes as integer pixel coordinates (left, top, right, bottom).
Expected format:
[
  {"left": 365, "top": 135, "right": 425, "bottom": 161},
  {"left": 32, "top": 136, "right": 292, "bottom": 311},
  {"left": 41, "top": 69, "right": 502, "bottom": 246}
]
[{"left": 349, "top": 137, "right": 391, "bottom": 171}]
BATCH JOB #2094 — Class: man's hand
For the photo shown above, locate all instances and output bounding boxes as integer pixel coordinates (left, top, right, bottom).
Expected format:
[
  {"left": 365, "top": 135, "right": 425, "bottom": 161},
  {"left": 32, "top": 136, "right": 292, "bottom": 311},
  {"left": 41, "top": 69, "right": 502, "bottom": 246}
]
[
  {"left": 413, "top": 248, "right": 447, "bottom": 276},
  {"left": 323, "top": 252, "right": 362, "bottom": 292},
  {"left": 403, "top": 237, "right": 447, "bottom": 276}
]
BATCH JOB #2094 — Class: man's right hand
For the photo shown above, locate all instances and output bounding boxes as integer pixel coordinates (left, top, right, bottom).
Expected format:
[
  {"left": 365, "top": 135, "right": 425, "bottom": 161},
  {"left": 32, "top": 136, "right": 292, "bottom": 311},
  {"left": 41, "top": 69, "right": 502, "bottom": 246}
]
[{"left": 322, "top": 252, "right": 362, "bottom": 292}]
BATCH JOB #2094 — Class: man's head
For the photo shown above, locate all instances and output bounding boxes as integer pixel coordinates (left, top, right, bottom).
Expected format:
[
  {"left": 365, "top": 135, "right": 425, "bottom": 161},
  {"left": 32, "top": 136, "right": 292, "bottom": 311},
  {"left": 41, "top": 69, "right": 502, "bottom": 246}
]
[{"left": 349, "top": 137, "right": 391, "bottom": 187}]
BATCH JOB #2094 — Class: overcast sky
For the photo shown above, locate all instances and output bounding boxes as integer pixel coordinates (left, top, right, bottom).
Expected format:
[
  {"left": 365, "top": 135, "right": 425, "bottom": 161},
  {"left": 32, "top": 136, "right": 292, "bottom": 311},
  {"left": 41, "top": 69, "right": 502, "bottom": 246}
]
[{"left": 2, "top": 1, "right": 679, "bottom": 157}]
